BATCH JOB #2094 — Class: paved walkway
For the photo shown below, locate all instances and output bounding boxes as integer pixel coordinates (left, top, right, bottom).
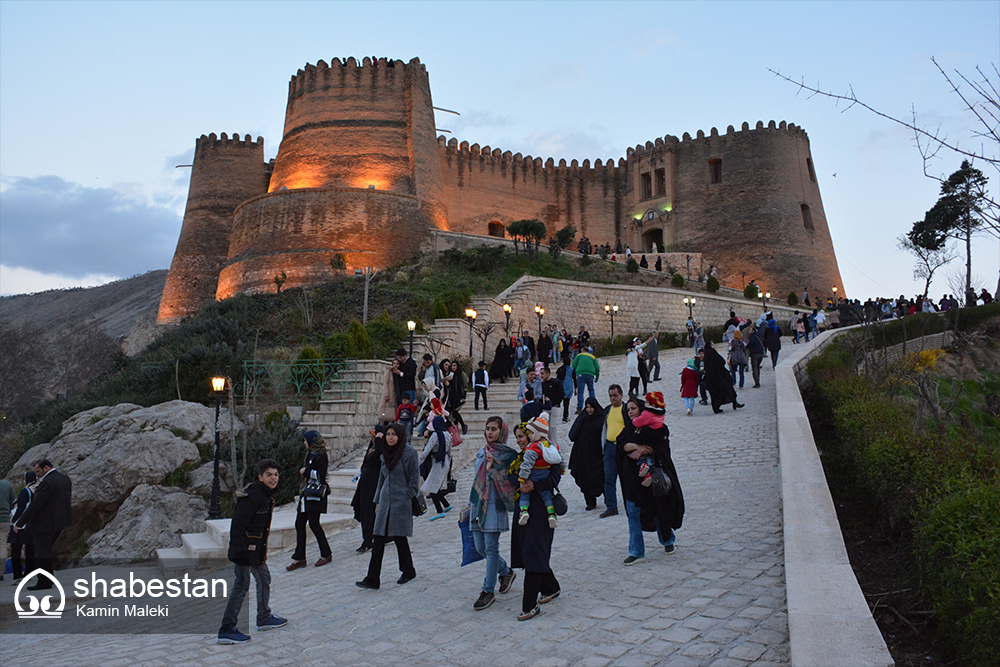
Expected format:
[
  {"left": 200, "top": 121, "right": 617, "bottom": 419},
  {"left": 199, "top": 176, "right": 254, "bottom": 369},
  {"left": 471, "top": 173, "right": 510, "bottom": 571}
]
[{"left": 4, "top": 348, "right": 788, "bottom": 666}]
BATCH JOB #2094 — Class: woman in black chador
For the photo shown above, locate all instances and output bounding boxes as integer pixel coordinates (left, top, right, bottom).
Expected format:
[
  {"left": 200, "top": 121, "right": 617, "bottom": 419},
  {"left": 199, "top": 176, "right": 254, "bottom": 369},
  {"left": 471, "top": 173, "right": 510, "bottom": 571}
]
[
  {"left": 568, "top": 397, "right": 605, "bottom": 511},
  {"left": 702, "top": 341, "right": 744, "bottom": 413},
  {"left": 350, "top": 426, "right": 385, "bottom": 553}
]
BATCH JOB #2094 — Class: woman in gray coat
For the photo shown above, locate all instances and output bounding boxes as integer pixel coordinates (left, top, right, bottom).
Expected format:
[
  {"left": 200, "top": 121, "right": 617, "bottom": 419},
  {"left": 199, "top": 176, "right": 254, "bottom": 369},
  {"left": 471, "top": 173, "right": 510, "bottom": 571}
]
[{"left": 356, "top": 422, "right": 420, "bottom": 589}]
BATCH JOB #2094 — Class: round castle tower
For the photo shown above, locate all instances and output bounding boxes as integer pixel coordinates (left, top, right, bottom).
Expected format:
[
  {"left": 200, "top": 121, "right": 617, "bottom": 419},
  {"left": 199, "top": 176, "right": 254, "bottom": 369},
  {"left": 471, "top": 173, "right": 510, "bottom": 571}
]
[
  {"left": 157, "top": 134, "right": 268, "bottom": 323},
  {"left": 214, "top": 57, "right": 447, "bottom": 300}
]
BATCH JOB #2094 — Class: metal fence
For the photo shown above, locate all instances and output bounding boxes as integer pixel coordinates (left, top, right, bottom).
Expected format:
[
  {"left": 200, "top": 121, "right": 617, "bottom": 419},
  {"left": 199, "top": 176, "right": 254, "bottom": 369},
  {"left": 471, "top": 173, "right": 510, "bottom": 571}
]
[{"left": 139, "top": 358, "right": 358, "bottom": 405}]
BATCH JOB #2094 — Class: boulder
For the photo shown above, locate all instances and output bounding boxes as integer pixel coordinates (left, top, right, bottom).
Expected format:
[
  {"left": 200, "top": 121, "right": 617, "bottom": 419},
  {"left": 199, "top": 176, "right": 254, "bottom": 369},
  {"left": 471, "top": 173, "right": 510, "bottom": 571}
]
[
  {"left": 188, "top": 461, "right": 230, "bottom": 497},
  {"left": 81, "top": 484, "right": 207, "bottom": 564}
]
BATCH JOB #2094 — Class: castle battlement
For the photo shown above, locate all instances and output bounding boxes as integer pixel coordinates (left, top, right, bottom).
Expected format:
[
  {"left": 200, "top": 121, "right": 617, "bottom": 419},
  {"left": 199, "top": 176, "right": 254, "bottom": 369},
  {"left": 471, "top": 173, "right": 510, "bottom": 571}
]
[
  {"left": 439, "top": 135, "right": 625, "bottom": 177},
  {"left": 196, "top": 132, "right": 264, "bottom": 148},
  {"left": 287, "top": 57, "right": 423, "bottom": 99}
]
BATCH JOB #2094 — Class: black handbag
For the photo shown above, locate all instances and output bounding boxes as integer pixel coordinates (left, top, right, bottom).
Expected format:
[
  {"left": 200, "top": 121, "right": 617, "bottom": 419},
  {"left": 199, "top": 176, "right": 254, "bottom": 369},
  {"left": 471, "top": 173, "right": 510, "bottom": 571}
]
[
  {"left": 446, "top": 477, "right": 457, "bottom": 494},
  {"left": 552, "top": 489, "right": 568, "bottom": 516},
  {"left": 649, "top": 466, "right": 673, "bottom": 498},
  {"left": 412, "top": 493, "right": 427, "bottom": 517}
]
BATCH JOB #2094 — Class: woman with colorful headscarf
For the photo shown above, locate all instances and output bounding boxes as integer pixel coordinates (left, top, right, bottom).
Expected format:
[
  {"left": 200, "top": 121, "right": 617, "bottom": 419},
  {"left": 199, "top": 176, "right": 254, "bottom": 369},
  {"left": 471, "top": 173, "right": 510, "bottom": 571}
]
[
  {"left": 287, "top": 430, "right": 332, "bottom": 570},
  {"left": 420, "top": 415, "right": 453, "bottom": 520},
  {"left": 467, "top": 416, "right": 519, "bottom": 611}
]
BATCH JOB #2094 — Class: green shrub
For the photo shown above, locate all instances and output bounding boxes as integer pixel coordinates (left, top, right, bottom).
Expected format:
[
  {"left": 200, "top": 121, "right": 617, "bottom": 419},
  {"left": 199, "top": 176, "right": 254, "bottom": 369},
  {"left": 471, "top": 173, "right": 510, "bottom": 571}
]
[
  {"left": 706, "top": 276, "right": 719, "bottom": 293},
  {"left": 347, "top": 320, "right": 372, "bottom": 358},
  {"left": 321, "top": 333, "right": 356, "bottom": 360},
  {"left": 671, "top": 272, "right": 685, "bottom": 288},
  {"left": 808, "top": 336, "right": 1000, "bottom": 665},
  {"left": 431, "top": 298, "right": 449, "bottom": 321},
  {"left": 366, "top": 312, "right": 407, "bottom": 360},
  {"left": 787, "top": 291, "right": 799, "bottom": 306},
  {"left": 579, "top": 254, "right": 592, "bottom": 268},
  {"left": 744, "top": 284, "right": 759, "bottom": 299},
  {"left": 626, "top": 258, "right": 639, "bottom": 274}
]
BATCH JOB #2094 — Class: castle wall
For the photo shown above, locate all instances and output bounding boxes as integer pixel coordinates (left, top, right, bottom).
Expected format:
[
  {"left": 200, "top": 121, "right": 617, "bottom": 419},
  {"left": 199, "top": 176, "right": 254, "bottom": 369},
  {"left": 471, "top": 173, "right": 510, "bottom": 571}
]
[
  {"left": 157, "top": 134, "right": 268, "bottom": 323},
  {"left": 437, "top": 139, "right": 627, "bottom": 242},
  {"left": 216, "top": 187, "right": 430, "bottom": 298}
]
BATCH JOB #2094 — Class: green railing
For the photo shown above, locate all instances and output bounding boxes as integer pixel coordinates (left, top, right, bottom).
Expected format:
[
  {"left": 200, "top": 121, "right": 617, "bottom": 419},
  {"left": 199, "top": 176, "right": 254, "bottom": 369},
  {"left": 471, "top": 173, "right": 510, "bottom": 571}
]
[
  {"left": 139, "top": 359, "right": 358, "bottom": 405},
  {"left": 238, "top": 358, "right": 358, "bottom": 405}
]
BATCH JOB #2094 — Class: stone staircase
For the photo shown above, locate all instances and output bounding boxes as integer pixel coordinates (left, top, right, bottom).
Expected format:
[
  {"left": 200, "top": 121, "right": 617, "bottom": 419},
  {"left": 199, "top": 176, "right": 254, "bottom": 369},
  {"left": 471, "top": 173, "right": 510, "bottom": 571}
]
[{"left": 156, "top": 315, "right": 526, "bottom": 574}]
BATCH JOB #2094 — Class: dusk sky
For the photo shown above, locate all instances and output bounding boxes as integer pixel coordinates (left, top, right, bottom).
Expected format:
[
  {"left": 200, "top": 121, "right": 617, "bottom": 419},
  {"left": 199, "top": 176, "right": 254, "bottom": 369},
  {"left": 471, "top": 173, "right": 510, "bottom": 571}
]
[{"left": 1, "top": 0, "right": 997, "bottom": 300}]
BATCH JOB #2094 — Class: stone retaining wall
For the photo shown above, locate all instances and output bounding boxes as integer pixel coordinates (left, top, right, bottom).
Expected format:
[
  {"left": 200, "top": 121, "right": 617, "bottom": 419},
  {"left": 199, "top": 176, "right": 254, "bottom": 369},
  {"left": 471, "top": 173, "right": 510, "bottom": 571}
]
[{"left": 776, "top": 327, "right": 894, "bottom": 666}]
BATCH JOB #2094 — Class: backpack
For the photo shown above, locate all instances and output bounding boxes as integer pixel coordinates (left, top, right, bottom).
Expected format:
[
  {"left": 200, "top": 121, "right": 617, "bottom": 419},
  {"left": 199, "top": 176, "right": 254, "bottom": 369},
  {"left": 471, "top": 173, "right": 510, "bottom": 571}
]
[{"left": 729, "top": 340, "right": 748, "bottom": 367}]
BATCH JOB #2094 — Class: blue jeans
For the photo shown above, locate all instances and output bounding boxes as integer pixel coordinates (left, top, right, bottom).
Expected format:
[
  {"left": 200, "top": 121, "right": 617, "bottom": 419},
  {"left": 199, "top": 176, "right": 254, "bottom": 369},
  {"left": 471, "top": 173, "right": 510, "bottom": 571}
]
[
  {"left": 576, "top": 374, "right": 595, "bottom": 409},
  {"left": 472, "top": 528, "right": 510, "bottom": 594},
  {"left": 625, "top": 500, "right": 675, "bottom": 558},
  {"left": 220, "top": 562, "right": 271, "bottom": 632},
  {"left": 603, "top": 440, "right": 618, "bottom": 510},
  {"left": 683, "top": 397, "right": 695, "bottom": 411},
  {"left": 520, "top": 468, "right": 553, "bottom": 511},
  {"left": 730, "top": 364, "right": 745, "bottom": 388},
  {"left": 514, "top": 358, "right": 525, "bottom": 375}
]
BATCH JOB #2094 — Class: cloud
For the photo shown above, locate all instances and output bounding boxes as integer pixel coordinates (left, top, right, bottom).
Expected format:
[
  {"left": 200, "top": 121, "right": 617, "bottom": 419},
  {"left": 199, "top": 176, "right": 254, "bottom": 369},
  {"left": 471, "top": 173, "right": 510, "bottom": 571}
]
[
  {"left": 0, "top": 264, "right": 118, "bottom": 297},
  {"left": 446, "top": 110, "right": 517, "bottom": 136},
  {"left": 0, "top": 175, "right": 180, "bottom": 279}
]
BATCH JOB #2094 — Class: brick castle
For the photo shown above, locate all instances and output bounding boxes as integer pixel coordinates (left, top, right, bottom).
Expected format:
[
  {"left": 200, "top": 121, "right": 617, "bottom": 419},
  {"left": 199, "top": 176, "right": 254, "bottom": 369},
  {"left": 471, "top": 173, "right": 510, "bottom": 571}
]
[{"left": 158, "top": 56, "right": 844, "bottom": 323}]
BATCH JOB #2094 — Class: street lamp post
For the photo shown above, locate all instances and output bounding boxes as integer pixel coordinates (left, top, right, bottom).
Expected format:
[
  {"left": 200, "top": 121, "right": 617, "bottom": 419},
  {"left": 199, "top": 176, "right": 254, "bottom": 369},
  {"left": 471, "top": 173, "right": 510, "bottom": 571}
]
[
  {"left": 604, "top": 304, "right": 619, "bottom": 353},
  {"left": 465, "top": 308, "right": 477, "bottom": 357},
  {"left": 502, "top": 303, "right": 512, "bottom": 339},
  {"left": 832, "top": 286, "right": 838, "bottom": 306},
  {"left": 407, "top": 320, "right": 416, "bottom": 358},
  {"left": 762, "top": 292, "right": 771, "bottom": 310},
  {"left": 534, "top": 305, "right": 544, "bottom": 339},
  {"left": 208, "top": 376, "right": 226, "bottom": 521},
  {"left": 683, "top": 296, "right": 696, "bottom": 319}
]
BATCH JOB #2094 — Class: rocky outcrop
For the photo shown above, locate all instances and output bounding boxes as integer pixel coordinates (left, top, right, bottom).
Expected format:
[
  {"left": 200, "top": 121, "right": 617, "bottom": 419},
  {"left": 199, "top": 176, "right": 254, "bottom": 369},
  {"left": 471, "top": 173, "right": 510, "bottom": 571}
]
[
  {"left": 4, "top": 400, "right": 243, "bottom": 563},
  {"left": 188, "top": 461, "right": 230, "bottom": 497},
  {"left": 82, "top": 484, "right": 207, "bottom": 564}
]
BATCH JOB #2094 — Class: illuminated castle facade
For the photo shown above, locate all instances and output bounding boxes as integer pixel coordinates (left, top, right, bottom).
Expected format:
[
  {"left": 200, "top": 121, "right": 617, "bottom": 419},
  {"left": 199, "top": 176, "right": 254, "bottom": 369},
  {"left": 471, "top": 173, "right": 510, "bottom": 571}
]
[{"left": 158, "top": 57, "right": 843, "bottom": 323}]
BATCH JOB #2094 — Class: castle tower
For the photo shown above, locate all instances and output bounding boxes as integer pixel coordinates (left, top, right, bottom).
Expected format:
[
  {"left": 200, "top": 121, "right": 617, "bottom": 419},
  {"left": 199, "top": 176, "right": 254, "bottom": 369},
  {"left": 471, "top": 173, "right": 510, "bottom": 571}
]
[
  {"left": 625, "top": 121, "right": 844, "bottom": 298},
  {"left": 215, "top": 57, "right": 447, "bottom": 299},
  {"left": 157, "top": 134, "right": 268, "bottom": 323}
]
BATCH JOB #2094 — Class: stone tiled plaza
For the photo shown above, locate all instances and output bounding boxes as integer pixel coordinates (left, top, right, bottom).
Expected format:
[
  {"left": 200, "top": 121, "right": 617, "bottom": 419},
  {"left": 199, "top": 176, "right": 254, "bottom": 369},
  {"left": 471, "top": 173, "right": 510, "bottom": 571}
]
[{"left": 4, "top": 348, "right": 789, "bottom": 666}]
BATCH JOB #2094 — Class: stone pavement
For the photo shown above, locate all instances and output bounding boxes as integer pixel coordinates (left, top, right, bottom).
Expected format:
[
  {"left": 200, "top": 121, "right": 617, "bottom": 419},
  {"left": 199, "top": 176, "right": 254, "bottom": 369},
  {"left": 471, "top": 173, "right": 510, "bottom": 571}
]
[{"left": 4, "top": 348, "right": 788, "bottom": 667}]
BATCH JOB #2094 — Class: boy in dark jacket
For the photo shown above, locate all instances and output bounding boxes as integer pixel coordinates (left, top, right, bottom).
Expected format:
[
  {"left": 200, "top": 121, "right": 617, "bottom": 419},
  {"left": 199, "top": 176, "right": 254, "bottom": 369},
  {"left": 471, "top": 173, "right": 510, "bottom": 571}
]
[{"left": 218, "top": 459, "right": 286, "bottom": 644}]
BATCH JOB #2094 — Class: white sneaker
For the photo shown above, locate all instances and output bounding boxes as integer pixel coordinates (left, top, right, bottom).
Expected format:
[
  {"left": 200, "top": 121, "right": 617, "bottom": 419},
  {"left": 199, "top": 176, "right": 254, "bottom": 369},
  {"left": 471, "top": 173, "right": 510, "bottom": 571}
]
[
  {"left": 548, "top": 515, "right": 558, "bottom": 528},
  {"left": 686, "top": 409, "right": 692, "bottom": 416},
  {"left": 518, "top": 512, "right": 529, "bottom": 526}
]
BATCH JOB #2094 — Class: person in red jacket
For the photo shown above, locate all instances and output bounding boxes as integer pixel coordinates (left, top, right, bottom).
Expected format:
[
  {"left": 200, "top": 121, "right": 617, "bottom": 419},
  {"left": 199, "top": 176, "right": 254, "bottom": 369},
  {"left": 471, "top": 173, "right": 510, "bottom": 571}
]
[{"left": 680, "top": 359, "right": 700, "bottom": 415}]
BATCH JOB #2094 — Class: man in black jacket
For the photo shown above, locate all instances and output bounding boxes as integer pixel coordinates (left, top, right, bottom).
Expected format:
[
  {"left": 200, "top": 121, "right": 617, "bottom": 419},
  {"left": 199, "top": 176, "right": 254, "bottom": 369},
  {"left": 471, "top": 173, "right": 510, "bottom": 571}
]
[
  {"left": 540, "top": 366, "right": 564, "bottom": 419},
  {"left": 13, "top": 458, "right": 72, "bottom": 590},
  {"left": 393, "top": 348, "right": 417, "bottom": 404},
  {"left": 218, "top": 459, "right": 287, "bottom": 644}
]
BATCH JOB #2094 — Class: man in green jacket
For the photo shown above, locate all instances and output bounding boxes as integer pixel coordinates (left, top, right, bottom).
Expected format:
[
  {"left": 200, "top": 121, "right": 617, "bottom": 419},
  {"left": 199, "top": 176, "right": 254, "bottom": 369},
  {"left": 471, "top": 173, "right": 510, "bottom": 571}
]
[{"left": 572, "top": 347, "right": 600, "bottom": 412}]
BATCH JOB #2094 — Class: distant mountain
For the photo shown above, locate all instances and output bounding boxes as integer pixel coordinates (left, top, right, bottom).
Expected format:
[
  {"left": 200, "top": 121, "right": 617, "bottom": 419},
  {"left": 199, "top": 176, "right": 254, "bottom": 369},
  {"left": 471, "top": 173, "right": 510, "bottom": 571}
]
[{"left": 0, "top": 270, "right": 167, "bottom": 354}]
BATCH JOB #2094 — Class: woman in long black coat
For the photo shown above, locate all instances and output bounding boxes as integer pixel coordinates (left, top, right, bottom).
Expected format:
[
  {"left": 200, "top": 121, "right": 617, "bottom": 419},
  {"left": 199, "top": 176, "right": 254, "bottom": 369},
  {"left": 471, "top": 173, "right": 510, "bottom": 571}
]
[
  {"left": 702, "top": 341, "right": 743, "bottom": 413},
  {"left": 509, "top": 423, "right": 562, "bottom": 621},
  {"left": 568, "top": 396, "right": 605, "bottom": 510},
  {"left": 490, "top": 340, "right": 513, "bottom": 383},
  {"left": 616, "top": 396, "right": 684, "bottom": 562},
  {"left": 351, "top": 426, "right": 385, "bottom": 553}
]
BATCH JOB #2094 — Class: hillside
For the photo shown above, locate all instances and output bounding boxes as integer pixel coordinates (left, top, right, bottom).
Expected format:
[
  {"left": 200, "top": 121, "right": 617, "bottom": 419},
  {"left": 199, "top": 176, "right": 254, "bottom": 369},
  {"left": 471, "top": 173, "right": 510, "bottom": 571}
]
[{"left": 0, "top": 270, "right": 167, "bottom": 353}]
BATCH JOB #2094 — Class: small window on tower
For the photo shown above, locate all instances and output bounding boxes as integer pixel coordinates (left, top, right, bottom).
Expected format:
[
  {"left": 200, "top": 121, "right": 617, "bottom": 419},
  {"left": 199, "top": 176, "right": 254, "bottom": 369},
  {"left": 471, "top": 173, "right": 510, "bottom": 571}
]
[
  {"left": 654, "top": 168, "right": 666, "bottom": 197},
  {"left": 801, "top": 203, "right": 814, "bottom": 231},
  {"left": 806, "top": 157, "right": 817, "bottom": 183},
  {"left": 641, "top": 172, "right": 652, "bottom": 199},
  {"left": 709, "top": 159, "right": 722, "bottom": 184}
]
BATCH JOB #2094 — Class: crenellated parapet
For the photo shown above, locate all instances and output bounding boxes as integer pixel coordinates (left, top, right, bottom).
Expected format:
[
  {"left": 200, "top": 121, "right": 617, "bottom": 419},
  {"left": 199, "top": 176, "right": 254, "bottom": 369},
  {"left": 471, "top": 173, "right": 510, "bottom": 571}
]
[{"left": 286, "top": 57, "right": 421, "bottom": 102}]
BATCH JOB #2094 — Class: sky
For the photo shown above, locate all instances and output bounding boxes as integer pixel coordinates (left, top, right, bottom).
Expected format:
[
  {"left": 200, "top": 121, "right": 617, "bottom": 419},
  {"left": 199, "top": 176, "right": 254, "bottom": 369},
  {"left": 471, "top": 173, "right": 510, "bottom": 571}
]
[{"left": 1, "top": 0, "right": 998, "bottom": 300}]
